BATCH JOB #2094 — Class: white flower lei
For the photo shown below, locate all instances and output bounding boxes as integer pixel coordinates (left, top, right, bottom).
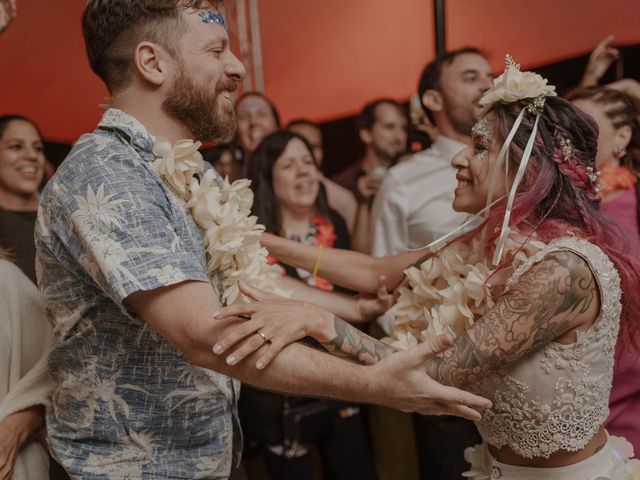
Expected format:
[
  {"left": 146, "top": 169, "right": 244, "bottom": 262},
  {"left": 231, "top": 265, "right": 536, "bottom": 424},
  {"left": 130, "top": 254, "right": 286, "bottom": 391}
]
[
  {"left": 152, "top": 138, "right": 287, "bottom": 305},
  {"left": 386, "top": 231, "right": 546, "bottom": 350}
]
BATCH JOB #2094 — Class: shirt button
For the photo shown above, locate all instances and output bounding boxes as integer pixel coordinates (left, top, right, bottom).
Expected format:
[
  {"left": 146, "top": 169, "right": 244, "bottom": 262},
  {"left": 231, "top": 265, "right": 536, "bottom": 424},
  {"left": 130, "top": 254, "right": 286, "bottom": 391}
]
[{"left": 491, "top": 466, "right": 502, "bottom": 479}]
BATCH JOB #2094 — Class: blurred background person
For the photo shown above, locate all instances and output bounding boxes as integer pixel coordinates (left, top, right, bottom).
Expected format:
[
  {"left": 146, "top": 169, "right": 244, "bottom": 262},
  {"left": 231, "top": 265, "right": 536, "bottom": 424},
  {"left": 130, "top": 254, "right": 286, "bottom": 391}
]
[
  {"left": 241, "top": 129, "right": 376, "bottom": 480},
  {"left": 0, "top": 247, "right": 54, "bottom": 480},
  {"left": 569, "top": 62, "right": 640, "bottom": 456},
  {"left": 202, "top": 143, "right": 242, "bottom": 183},
  {"left": 0, "top": 115, "right": 46, "bottom": 284},
  {"left": 332, "top": 99, "right": 408, "bottom": 196},
  {"left": 288, "top": 119, "right": 359, "bottom": 239},
  {"left": 235, "top": 91, "right": 280, "bottom": 176}
]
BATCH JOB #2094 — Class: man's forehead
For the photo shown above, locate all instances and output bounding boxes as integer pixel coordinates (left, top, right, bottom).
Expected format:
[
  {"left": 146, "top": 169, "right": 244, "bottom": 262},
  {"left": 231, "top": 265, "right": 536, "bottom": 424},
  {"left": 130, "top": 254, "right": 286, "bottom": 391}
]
[
  {"left": 375, "top": 102, "right": 405, "bottom": 121},
  {"left": 182, "top": 8, "right": 229, "bottom": 43},
  {"left": 447, "top": 53, "right": 492, "bottom": 74}
]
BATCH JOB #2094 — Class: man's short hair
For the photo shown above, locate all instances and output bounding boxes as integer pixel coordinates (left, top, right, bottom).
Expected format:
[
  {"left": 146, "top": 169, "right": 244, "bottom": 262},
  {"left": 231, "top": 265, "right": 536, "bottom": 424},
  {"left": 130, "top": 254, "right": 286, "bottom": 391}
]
[
  {"left": 417, "top": 47, "right": 483, "bottom": 118},
  {"left": 356, "top": 99, "right": 405, "bottom": 132},
  {"left": 82, "top": 0, "right": 223, "bottom": 93}
]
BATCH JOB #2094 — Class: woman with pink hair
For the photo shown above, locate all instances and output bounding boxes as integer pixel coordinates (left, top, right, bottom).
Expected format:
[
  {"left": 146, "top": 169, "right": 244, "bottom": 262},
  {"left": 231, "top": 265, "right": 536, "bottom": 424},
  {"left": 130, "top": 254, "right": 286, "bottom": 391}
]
[{"left": 213, "top": 58, "right": 640, "bottom": 479}]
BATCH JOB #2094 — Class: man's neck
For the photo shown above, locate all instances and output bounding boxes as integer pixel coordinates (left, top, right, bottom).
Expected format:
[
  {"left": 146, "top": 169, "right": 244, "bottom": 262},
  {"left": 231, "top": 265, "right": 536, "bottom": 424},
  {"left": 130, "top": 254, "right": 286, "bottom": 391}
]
[
  {"left": 361, "top": 150, "right": 390, "bottom": 173},
  {"left": 111, "top": 94, "right": 193, "bottom": 144},
  {"left": 434, "top": 115, "right": 471, "bottom": 145}
]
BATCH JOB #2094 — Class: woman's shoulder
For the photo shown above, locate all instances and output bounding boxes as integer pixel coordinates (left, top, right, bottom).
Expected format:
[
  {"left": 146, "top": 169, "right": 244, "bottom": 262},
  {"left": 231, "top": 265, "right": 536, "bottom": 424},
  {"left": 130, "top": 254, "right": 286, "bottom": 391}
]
[{"left": 508, "top": 236, "right": 620, "bottom": 299}]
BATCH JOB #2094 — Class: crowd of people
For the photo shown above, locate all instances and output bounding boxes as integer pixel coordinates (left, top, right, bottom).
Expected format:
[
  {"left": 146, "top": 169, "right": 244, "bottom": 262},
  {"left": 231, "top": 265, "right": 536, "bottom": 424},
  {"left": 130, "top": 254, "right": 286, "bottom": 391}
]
[{"left": 1, "top": 1, "right": 640, "bottom": 479}]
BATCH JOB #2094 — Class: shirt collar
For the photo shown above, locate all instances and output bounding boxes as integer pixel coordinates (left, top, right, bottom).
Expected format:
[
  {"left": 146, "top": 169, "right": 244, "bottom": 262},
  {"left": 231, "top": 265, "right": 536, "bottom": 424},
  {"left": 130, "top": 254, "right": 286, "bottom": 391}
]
[
  {"left": 97, "top": 108, "right": 156, "bottom": 160},
  {"left": 432, "top": 135, "right": 468, "bottom": 159}
]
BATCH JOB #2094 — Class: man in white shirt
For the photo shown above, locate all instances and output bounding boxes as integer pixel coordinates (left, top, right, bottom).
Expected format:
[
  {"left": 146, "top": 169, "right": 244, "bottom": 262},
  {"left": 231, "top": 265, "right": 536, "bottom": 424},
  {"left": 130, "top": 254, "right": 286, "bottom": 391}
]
[
  {"left": 370, "top": 48, "right": 494, "bottom": 480},
  {"left": 371, "top": 48, "right": 494, "bottom": 257}
]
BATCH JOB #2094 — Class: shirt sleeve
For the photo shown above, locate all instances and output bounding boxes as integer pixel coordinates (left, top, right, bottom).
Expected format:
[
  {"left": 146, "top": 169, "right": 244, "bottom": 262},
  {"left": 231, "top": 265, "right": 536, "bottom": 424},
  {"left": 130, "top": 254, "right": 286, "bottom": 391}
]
[
  {"left": 370, "top": 170, "right": 409, "bottom": 257},
  {"left": 45, "top": 154, "right": 209, "bottom": 307}
]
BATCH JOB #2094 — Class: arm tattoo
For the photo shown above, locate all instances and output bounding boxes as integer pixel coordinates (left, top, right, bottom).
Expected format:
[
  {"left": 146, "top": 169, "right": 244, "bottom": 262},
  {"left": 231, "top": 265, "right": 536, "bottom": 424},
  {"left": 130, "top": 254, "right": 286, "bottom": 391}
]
[
  {"left": 425, "top": 251, "right": 597, "bottom": 388},
  {"left": 321, "top": 316, "right": 395, "bottom": 365}
]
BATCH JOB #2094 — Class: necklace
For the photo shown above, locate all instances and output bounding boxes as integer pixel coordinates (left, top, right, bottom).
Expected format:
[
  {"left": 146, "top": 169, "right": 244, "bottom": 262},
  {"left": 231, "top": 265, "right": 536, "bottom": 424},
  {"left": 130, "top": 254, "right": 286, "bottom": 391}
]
[
  {"left": 152, "top": 138, "right": 286, "bottom": 305},
  {"left": 386, "top": 230, "right": 545, "bottom": 349},
  {"left": 599, "top": 163, "right": 637, "bottom": 199}
]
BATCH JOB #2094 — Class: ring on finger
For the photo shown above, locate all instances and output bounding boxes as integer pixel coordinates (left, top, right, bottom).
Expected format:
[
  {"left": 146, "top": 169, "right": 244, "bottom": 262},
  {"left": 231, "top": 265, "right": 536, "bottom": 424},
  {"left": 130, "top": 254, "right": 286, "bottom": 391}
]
[{"left": 257, "top": 330, "right": 269, "bottom": 342}]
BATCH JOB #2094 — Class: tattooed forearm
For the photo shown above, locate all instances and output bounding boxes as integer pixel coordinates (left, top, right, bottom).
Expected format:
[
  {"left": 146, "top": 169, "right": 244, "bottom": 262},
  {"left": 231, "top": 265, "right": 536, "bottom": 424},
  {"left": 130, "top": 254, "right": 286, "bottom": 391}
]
[
  {"left": 321, "top": 316, "right": 396, "bottom": 365},
  {"left": 425, "top": 251, "right": 597, "bottom": 388}
]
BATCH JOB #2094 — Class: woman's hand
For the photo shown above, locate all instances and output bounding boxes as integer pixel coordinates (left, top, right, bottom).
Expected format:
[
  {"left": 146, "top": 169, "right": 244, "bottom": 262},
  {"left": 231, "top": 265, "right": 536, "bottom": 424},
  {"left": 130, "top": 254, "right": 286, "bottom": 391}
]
[
  {"left": 581, "top": 35, "right": 619, "bottom": 87},
  {"left": 212, "top": 281, "right": 334, "bottom": 369},
  {"left": 355, "top": 276, "right": 397, "bottom": 320},
  {"left": 0, "top": 407, "right": 44, "bottom": 480}
]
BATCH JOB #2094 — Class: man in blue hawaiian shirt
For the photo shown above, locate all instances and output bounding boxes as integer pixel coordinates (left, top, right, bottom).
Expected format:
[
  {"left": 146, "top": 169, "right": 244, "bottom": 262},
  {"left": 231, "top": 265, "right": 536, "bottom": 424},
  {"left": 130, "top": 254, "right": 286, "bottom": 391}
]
[{"left": 35, "top": 1, "right": 489, "bottom": 478}]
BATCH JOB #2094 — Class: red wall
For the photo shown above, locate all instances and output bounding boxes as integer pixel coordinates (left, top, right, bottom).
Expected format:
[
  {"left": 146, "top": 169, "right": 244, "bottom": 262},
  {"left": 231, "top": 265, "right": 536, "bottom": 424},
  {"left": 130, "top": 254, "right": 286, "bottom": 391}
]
[
  {"left": 447, "top": 0, "right": 640, "bottom": 71},
  {"left": 0, "top": 1, "right": 639, "bottom": 144},
  {"left": 0, "top": 1, "right": 107, "bottom": 143}
]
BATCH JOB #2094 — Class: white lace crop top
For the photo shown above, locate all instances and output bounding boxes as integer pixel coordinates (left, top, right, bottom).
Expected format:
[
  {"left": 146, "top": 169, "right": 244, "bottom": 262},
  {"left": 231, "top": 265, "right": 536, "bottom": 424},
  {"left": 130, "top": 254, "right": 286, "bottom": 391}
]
[{"left": 471, "top": 236, "right": 622, "bottom": 458}]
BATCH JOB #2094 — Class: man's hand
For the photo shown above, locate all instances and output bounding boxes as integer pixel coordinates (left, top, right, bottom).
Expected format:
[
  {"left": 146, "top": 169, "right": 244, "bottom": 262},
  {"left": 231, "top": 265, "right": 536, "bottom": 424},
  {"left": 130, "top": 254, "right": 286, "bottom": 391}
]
[
  {"left": 369, "top": 335, "right": 491, "bottom": 421},
  {"left": 581, "top": 35, "right": 619, "bottom": 87},
  {"left": 0, "top": 0, "right": 16, "bottom": 35}
]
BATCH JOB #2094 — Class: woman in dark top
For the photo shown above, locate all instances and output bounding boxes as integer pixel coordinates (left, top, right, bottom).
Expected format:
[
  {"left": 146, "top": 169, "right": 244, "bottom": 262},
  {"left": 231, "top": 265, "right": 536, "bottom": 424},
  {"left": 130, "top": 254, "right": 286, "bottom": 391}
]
[
  {"left": 241, "top": 130, "right": 377, "bottom": 480},
  {"left": 0, "top": 115, "right": 47, "bottom": 284}
]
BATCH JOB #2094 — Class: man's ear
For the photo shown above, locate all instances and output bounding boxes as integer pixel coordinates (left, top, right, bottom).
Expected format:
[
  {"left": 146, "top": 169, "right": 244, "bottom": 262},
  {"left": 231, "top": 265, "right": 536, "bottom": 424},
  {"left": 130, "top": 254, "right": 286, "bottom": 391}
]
[
  {"left": 133, "top": 42, "right": 171, "bottom": 86},
  {"left": 421, "top": 89, "right": 444, "bottom": 114},
  {"left": 359, "top": 128, "right": 373, "bottom": 145}
]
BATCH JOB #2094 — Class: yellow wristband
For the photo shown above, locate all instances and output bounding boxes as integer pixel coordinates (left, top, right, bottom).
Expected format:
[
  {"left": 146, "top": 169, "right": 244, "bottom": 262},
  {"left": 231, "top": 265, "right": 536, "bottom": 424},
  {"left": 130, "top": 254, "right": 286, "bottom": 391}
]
[{"left": 311, "top": 244, "right": 324, "bottom": 278}]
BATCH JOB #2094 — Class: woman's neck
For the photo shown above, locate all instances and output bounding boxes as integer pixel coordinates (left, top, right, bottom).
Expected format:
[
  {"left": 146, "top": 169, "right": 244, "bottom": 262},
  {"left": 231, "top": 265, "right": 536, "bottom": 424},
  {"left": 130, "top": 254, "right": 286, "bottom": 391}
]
[
  {"left": 280, "top": 207, "right": 313, "bottom": 238},
  {"left": 0, "top": 191, "right": 38, "bottom": 212}
]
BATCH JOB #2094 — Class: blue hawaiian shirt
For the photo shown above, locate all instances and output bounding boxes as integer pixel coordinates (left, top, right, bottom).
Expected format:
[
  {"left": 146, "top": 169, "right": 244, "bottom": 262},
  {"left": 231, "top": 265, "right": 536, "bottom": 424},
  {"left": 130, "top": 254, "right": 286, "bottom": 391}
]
[{"left": 36, "top": 109, "right": 241, "bottom": 479}]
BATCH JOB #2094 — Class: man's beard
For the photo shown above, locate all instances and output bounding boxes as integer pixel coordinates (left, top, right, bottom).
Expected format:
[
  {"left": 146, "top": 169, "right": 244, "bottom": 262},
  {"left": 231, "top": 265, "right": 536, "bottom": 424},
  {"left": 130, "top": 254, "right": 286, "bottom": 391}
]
[
  {"left": 163, "top": 70, "right": 237, "bottom": 142},
  {"left": 443, "top": 94, "right": 480, "bottom": 137}
]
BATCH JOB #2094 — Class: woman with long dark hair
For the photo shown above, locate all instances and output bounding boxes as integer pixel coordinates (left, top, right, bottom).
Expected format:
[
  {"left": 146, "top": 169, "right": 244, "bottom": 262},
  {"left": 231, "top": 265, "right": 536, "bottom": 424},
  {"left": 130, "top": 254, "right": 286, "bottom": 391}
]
[
  {"left": 0, "top": 115, "right": 47, "bottom": 284},
  {"left": 240, "top": 130, "right": 377, "bottom": 480}
]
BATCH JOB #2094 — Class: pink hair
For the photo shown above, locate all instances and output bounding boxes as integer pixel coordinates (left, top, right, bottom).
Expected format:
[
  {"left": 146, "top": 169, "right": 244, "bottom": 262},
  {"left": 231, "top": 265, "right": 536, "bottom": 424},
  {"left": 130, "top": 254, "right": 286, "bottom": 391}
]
[{"left": 450, "top": 97, "right": 640, "bottom": 354}]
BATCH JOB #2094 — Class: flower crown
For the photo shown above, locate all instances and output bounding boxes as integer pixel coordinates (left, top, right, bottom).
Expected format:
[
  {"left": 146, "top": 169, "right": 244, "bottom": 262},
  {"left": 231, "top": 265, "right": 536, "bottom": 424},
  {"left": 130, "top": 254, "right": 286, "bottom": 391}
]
[{"left": 480, "top": 55, "right": 557, "bottom": 115}]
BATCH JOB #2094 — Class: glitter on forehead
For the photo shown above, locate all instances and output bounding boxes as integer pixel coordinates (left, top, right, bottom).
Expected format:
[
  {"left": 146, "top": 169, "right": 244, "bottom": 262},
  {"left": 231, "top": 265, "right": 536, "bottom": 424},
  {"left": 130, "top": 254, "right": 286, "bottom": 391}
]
[
  {"left": 472, "top": 118, "right": 492, "bottom": 145},
  {"left": 198, "top": 11, "right": 226, "bottom": 29}
]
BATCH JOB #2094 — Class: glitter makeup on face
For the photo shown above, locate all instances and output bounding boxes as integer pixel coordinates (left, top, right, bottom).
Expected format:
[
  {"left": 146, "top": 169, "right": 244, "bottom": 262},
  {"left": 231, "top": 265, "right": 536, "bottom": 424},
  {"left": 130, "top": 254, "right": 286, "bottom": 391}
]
[
  {"left": 472, "top": 118, "right": 492, "bottom": 147},
  {"left": 198, "top": 11, "right": 226, "bottom": 29}
]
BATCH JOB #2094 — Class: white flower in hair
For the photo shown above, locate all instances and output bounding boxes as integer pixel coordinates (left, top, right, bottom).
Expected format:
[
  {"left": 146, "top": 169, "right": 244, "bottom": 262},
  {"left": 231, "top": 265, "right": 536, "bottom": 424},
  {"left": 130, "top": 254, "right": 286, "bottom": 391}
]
[{"left": 480, "top": 55, "right": 557, "bottom": 113}]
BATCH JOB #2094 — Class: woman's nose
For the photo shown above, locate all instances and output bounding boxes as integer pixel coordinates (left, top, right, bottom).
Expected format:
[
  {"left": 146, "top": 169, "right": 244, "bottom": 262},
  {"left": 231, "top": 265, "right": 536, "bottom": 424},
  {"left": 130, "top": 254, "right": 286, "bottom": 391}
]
[{"left": 451, "top": 147, "right": 471, "bottom": 169}]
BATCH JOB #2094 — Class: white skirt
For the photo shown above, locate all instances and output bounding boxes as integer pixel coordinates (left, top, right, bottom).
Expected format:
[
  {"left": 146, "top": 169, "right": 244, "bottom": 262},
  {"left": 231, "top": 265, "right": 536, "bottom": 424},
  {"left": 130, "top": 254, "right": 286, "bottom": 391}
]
[{"left": 463, "top": 435, "right": 640, "bottom": 480}]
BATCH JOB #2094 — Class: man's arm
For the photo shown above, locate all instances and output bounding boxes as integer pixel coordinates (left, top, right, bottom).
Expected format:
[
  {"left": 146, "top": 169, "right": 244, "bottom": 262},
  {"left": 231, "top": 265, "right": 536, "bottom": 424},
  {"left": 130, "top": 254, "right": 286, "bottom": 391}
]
[
  {"left": 125, "top": 280, "right": 491, "bottom": 418},
  {"left": 423, "top": 251, "right": 599, "bottom": 388}
]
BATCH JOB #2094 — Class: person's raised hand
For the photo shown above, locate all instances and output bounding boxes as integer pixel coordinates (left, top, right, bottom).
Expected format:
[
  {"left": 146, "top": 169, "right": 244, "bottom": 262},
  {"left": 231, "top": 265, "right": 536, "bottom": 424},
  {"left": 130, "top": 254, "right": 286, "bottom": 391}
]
[
  {"left": 0, "top": 0, "right": 17, "bottom": 35},
  {"left": 369, "top": 334, "right": 491, "bottom": 421},
  {"left": 581, "top": 35, "right": 619, "bottom": 87}
]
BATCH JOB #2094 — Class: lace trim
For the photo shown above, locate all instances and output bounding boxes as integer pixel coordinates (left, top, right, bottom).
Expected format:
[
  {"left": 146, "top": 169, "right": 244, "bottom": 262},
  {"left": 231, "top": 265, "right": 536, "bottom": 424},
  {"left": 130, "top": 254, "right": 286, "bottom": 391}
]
[{"left": 475, "top": 236, "right": 622, "bottom": 458}]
